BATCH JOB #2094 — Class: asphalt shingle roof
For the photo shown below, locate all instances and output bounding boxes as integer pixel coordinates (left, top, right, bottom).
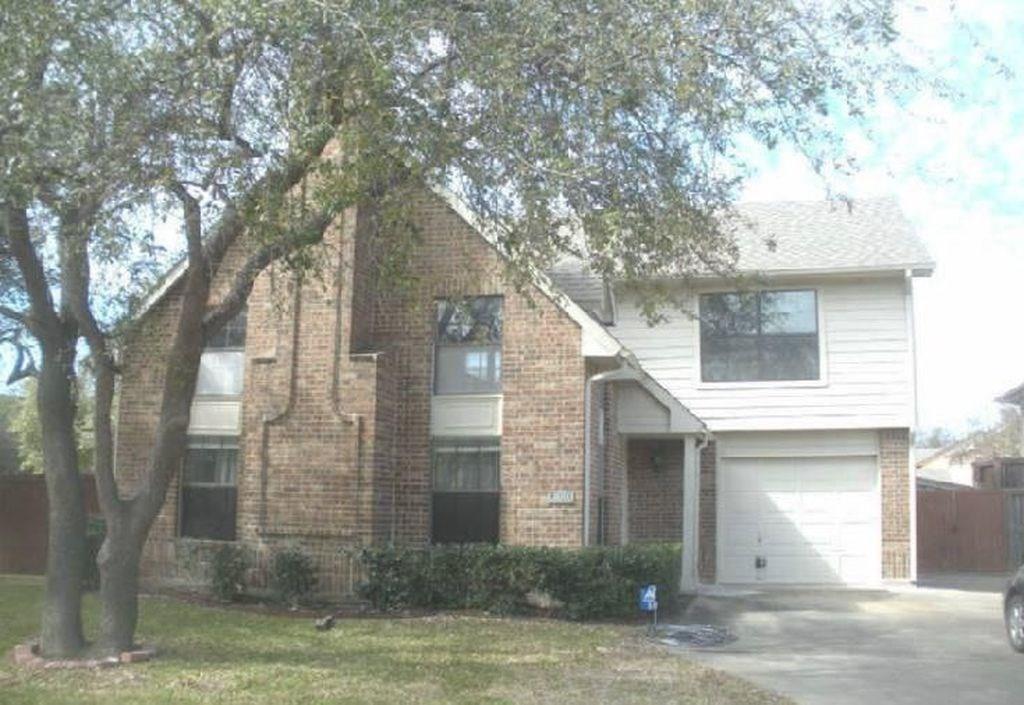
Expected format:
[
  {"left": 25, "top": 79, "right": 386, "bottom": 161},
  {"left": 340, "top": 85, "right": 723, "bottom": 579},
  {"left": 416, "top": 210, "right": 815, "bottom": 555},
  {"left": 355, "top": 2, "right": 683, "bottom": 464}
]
[
  {"left": 730, "top": 197, "right": 933, "bottom": 274},
  {"left": 546, "top": 197, "right": 934, "bottom": 305}
]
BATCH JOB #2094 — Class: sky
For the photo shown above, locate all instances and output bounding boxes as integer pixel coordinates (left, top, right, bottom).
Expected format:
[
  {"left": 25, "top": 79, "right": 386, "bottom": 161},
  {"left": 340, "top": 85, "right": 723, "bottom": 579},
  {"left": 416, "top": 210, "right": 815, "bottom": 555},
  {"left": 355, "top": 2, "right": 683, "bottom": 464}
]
[{"left": 740, "top": 0, "right": 1024, "bottom": 434}]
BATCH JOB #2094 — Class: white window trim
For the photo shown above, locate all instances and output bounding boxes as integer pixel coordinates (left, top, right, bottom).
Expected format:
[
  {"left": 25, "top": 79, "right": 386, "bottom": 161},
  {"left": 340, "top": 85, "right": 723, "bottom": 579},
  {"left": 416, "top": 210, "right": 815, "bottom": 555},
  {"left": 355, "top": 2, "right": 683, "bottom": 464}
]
[{"left": 693, "top": 286, "right": 829, "bottom": 390}]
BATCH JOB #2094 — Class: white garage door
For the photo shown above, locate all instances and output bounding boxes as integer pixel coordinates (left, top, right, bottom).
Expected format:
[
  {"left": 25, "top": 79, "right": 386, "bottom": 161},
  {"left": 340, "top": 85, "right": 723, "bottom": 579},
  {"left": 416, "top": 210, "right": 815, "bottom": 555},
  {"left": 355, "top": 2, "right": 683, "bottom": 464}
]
[{"left": 718, "top": 454, "right": 880, "bottom": 584}]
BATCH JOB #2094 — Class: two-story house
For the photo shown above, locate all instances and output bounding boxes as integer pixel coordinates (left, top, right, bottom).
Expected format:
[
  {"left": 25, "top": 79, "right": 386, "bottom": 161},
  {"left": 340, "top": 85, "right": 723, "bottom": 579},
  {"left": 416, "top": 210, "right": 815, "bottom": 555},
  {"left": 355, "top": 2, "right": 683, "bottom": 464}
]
[{"left": 115, "top": 190, "right": 932, "bottom": 594}]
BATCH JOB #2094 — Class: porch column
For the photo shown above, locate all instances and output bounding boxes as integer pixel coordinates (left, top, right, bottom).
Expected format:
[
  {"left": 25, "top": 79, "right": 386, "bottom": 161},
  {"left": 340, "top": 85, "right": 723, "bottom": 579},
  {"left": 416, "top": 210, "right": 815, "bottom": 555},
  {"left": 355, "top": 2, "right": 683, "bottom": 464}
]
[{"left": 680, "top": 434, "right": 700, "bottom": 592}]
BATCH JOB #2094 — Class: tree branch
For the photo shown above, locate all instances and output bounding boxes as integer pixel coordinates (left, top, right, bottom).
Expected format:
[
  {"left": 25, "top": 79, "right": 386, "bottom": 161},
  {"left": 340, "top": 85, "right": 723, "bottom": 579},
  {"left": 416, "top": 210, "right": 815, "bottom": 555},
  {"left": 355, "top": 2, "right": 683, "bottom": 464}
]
[
  {"left": 129, "top": 182, "right": 215, "bottom": 525},
  {"left": 202, "top": 133, "right": 336, "bottom": 280},
  {"left": 3, "top": 202, "right": 60, "bottom": 340},
  {"left": 203, "top": 208, "right": 335, "bottom": 338},
  {"left": 0, "top": 305, "right": 28, "bottom": 324},
  {"left": 60, "top": 220, "right": 123, "bottom": 516},
  {"left": 169, "top": 182, "right": 204, "bottom": 269}
]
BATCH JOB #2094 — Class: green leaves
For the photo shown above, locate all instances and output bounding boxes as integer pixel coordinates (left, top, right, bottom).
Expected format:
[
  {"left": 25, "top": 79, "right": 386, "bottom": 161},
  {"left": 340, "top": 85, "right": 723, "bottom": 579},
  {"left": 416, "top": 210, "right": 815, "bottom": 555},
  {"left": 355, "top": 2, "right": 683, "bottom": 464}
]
[
  {"left": 1, "top": 0, "right": 914, "bottom": 339},
  {"left": 358, "top": 543, "right": 681, "bottom": 620}
]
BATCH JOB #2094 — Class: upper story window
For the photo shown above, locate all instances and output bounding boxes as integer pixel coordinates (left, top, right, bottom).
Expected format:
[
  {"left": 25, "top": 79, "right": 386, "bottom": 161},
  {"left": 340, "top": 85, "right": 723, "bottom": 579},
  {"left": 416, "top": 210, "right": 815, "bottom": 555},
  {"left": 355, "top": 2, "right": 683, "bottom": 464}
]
[
  {"left": 207, "top": 308, "right": 247, "bottom": 349},
  {"left": 434, "top": 296, "right": 502, "bottom": 395},
  {"left": 195, "top": 309, "right": 247, "bottom": 397},
  {"left": 699, "top": 289, "right": 819, "bottom": 383}
]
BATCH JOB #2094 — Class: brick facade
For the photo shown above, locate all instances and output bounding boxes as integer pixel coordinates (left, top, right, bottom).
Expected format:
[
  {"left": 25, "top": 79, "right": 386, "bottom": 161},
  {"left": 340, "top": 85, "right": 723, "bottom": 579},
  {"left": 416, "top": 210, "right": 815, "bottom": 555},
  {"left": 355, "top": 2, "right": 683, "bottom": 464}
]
[
  {"left": 117, "top": 191, "right": 605, "bottom": 594},
  {"left": 698, "top": 442, "right": 717, "bottom": 583},
  {"left": 626, "top": 439, "right": 683, "bottom": 543},
  {"left": 880, "top": 428, "right": 912, "bottom": 579},
  {"left": 117, "top": 189, "right": 916, "bottom": 594}
]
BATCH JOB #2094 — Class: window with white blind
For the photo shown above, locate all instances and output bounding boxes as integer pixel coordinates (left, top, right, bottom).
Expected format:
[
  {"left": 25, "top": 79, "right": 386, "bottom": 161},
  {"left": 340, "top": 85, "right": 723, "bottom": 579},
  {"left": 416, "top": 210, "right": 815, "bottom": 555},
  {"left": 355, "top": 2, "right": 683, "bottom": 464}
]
[{"left": 434, "top": 297, "right": 502, "bottom": 395}]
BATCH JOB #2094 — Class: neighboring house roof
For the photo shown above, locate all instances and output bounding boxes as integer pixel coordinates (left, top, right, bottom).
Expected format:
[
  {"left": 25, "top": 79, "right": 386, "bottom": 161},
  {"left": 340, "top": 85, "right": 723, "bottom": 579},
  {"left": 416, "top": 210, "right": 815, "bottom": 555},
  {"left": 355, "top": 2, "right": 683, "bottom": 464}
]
[
  {"left": 917, "top": 477, "right": 975, "bottom": 492},
  {"left": 915, "top": 439, "right": 979, "bottom": 487},
  {"left": 546, "top": 259, "right": 610, "bottom": 322},
  {"left": 997, "top": 381, "right": 1024, "bottom": 406},
  {"left": 915, "top": 438, "right": 980, "bottom": 468}
]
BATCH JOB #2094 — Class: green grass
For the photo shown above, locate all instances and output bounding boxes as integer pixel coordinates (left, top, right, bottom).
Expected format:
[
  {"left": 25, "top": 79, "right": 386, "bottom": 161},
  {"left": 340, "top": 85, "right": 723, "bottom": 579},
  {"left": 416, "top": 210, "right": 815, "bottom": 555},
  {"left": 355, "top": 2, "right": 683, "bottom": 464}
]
[{"left": 0, "top": 575, "right": 789, "bottom": 704}]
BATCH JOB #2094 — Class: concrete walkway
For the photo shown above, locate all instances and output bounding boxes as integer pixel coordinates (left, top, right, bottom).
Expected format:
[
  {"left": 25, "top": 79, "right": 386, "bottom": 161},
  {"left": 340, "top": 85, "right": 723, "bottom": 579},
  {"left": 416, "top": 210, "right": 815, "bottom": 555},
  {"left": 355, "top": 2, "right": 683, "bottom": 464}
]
[{"left": 667, "top": 576, "right": 1024, "bottom": 705}]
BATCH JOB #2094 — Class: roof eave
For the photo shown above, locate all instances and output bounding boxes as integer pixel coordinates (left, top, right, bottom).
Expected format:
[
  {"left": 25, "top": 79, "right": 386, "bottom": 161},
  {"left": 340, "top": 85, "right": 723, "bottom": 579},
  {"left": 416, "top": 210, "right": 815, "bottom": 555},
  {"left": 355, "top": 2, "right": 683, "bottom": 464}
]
[{"left": 430, "top": 184, "right": 625, "bottom": 359}]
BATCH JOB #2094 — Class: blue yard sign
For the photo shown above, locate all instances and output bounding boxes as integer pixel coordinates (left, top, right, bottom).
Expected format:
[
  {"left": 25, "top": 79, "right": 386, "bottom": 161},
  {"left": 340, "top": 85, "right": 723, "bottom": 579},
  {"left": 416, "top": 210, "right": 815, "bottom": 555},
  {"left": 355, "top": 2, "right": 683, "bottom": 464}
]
[{"left": 638, "top": 584, "right": 658, "bottom": 613}]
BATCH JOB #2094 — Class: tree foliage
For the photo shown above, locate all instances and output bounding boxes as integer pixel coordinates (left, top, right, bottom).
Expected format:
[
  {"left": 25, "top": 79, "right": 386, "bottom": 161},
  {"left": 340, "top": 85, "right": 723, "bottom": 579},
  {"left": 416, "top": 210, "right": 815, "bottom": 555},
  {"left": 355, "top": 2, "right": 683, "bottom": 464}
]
[
  {"left": 958, "top": 408, "right": 1024, "bottom": 460},
  {"left": 0, "top": 394, "right": 19, "bottom": 473},
  {"left": 0, "top": 0, "right": 918, "bottom": 656}
]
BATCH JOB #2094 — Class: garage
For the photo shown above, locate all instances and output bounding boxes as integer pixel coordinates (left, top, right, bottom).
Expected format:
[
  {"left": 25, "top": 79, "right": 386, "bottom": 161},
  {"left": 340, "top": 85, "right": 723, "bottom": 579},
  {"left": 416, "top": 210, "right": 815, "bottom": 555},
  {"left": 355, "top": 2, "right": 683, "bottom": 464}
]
[{"left": 716, "top": 432, "right": 881, "bottom": 585}]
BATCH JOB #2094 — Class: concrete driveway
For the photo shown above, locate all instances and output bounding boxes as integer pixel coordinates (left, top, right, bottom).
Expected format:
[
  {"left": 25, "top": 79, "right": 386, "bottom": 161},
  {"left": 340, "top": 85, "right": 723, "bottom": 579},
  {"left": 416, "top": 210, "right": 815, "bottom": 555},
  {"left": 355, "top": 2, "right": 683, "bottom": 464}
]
[{"left": 670, "top": 575, "right": 1024, "bottom": 705}]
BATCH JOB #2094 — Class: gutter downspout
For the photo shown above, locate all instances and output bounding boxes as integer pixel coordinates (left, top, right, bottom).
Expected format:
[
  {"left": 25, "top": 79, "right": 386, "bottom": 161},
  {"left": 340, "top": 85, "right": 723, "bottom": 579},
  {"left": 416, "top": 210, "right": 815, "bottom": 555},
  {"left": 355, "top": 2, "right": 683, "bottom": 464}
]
[
  {"left": 258, "top": 277, "right": 302, "bottom": 534},
  {"left": 583, "top": 359, "right": 628, "bottom": 546},
  {"left": 904, "top": 269, "right": 919, "bottom": 583}
]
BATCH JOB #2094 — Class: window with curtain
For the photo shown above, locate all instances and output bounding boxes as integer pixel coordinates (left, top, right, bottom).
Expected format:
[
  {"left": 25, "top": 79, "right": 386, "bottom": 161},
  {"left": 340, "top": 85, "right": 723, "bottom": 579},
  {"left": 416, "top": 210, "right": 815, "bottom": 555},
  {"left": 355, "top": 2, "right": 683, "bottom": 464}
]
[
  {"left": 431, "top": 438, "right": 500, "bottom": 544},
  {"left": 700, "top": 289, "right": 819, "bottom": 382},
  {"left": 179, "top": 436, "right": 238, "bottom": 541},
  {"left": 434, "top": 297, "right": 502, "bottom": 394}
]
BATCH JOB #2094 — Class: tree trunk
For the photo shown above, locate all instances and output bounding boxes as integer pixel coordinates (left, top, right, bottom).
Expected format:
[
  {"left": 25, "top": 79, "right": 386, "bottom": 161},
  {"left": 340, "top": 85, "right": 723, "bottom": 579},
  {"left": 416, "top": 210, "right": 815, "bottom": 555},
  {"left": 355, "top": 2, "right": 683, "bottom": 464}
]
[
  {"left": 97, "top": 524, "right": 143, "bottom": 654},
  {"left": 37, "top": 342, "right": 87, "bottom": 657}
]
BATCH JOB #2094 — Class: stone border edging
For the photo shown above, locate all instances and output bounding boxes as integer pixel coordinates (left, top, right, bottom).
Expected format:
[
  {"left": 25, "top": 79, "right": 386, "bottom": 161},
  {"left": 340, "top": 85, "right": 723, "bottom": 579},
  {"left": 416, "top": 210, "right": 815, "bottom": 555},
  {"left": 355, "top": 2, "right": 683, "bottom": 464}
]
[{"left": 8, "top": 642, "right": 156, "bottom": 669}]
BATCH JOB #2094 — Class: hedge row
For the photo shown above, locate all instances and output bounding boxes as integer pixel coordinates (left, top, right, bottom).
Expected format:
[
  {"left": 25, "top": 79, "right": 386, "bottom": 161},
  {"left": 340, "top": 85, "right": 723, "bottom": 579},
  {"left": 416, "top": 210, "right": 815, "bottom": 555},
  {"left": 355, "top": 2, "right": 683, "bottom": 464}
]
[{"left": 357, "top": 543, "right": 680, "bottom": 620}]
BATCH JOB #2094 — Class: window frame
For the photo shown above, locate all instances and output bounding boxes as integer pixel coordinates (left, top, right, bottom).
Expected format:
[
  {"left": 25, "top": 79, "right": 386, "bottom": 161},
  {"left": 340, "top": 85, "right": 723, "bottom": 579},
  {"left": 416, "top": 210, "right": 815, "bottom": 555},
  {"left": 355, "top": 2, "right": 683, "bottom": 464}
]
[
  {"left": 206, "top": 307, "right": 248, "bottom": 351},
  {"left": 432, "top": 296, "right": 503, "bottom": 396},
  {"left": 695, "top": 287, "right": 828, "bottom": 388},
  {"left": 178, "top": 435, "right": 239, "bottom": 542},
  {"left": 195, "top": 307, "right": 248, "bottom": 398}
]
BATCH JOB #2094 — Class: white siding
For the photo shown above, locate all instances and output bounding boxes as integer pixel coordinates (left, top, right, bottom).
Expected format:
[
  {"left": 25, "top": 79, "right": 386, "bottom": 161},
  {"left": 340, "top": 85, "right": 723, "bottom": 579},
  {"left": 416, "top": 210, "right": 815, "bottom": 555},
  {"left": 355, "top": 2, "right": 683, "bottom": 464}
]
[
  {"left": 616, "top": 381, "right": 671, "bottom": 434},
  {"left": 613, "top": 275, "right": 914, "bottom": 431}
]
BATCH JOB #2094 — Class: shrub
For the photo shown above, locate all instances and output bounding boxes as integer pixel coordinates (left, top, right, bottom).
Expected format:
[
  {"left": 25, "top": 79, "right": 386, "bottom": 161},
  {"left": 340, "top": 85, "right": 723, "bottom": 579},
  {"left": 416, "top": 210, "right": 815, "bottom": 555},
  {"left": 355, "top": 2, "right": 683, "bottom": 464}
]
[
  {"left": 210, "top": 544, "right": 248, "bottom": 602},
  {"left": 82, "top": 516, "right": 105, "bottom": 592},
  {"left": 270, "top": 547, "right": 317, "bottom": 608},
  {"left": 358, "top": 543, "right": 680, "bottom": 620}
]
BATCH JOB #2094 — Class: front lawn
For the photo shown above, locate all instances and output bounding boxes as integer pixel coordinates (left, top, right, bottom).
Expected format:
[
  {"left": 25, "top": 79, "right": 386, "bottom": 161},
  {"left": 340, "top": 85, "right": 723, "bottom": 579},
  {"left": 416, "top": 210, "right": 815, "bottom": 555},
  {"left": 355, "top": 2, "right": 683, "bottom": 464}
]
[{"left": 0, "top": 575, "right": 788, "bottom": 704}]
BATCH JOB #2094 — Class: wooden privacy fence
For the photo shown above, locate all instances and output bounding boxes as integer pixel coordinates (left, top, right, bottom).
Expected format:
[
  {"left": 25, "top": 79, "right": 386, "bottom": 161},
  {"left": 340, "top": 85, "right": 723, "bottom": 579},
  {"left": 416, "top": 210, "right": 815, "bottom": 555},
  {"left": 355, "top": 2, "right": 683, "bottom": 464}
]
[
  {"left": 917, "top": 488, "right": 1021, "bottom": 573},
  {"left": 0, "top": 473, "right": 98, "bottom": 575}
]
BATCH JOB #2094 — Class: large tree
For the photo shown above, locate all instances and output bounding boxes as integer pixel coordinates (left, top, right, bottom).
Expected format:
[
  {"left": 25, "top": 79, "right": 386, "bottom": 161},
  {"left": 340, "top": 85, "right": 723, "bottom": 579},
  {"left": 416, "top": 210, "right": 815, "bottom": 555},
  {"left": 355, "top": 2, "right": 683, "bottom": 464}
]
[{"left": 1, "top": 0, "right": 912, "bottom": 656}]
